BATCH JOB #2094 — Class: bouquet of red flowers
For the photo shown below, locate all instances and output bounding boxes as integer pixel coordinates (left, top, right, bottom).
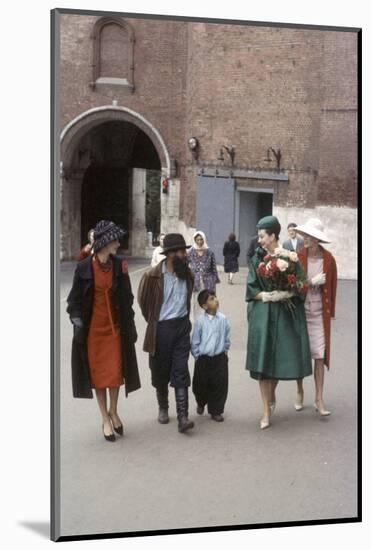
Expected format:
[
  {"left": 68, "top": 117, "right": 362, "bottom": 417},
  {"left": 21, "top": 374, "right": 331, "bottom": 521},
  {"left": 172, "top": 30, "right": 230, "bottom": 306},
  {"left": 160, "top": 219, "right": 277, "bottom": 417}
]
[{"left": 256, "top": 247, "right": 309, "bottom": 311}]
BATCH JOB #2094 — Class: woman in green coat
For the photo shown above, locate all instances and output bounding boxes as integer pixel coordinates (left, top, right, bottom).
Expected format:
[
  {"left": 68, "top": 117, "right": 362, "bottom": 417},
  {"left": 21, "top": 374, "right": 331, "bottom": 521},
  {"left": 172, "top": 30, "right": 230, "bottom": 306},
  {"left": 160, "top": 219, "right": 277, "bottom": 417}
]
[{"left": 245, "top": 216, "right": 312, "bottom": 430}]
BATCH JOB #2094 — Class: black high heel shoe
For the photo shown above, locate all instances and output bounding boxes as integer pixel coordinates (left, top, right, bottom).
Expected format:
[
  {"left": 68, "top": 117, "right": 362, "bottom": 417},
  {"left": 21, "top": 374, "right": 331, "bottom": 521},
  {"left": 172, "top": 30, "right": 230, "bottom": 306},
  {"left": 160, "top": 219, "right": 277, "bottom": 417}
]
[
  {"left": 102, "top": 425, "right": 116, "bottom": 442},
  {"left": 113, "top": 424, "right": 124, "bottom": 436},
  {"left": 108, "top": 414, "right": 124, "bottom": 436}
]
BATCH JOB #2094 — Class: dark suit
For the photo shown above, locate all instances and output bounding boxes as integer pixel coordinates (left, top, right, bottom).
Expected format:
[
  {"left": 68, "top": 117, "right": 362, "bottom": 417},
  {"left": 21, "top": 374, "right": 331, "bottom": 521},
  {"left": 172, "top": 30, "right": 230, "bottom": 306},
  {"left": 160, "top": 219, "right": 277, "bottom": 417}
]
[{"left": 282, "top": 236, "right": 304, "bottom": 252}]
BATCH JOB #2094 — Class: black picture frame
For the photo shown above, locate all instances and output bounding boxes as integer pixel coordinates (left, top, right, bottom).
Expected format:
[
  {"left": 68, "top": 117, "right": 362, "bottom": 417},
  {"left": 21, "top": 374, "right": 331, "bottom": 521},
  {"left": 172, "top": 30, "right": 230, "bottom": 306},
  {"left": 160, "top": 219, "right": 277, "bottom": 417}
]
[{"left": 51, "top": 7, "right": 361, "bottom": 542}]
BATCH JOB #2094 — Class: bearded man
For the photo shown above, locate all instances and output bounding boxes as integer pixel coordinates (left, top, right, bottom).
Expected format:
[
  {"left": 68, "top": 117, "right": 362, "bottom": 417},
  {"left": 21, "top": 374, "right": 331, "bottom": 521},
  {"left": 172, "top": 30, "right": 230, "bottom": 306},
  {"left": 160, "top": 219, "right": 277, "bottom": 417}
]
[{"left": 137, "top": 233, "right": 195, "bottom": 433}]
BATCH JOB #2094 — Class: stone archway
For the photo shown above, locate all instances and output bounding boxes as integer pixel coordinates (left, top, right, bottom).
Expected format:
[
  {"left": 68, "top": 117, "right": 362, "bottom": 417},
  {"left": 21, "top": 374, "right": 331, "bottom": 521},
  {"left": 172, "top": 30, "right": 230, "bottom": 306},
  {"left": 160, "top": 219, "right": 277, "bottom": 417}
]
[
  {"left": 60, "top": 106, "right": 172, "bottom": 260},
  {"left": 61, "top": 105, "right": 171, "bottom": 172}
]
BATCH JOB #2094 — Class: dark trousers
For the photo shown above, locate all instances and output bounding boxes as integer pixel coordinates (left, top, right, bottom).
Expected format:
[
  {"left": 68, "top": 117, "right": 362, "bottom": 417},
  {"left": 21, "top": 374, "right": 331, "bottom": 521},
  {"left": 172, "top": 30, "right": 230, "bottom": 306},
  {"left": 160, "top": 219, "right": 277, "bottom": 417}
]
[
  {"left": 192, "top": 353, "right": 229, "bottom": 415},
  {"left": 149, "top": 316, "right": 192, "bottom": 389}
]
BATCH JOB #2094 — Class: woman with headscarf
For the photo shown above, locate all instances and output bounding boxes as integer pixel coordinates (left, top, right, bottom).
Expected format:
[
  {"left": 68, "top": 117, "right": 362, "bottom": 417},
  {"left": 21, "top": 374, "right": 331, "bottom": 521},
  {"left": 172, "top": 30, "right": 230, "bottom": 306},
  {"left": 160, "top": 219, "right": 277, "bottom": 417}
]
[
  {"left": 294, "top": 218, "right": 337, "bottom": 416},
  {"left": 67, "top": 220, "right": 140, "bottom": 442},
  {"left": 245, "top": 215, "right": 312, "bottom": 429},
  {"left": 187, "top": 231, "right": 220, "bottom": 319}
]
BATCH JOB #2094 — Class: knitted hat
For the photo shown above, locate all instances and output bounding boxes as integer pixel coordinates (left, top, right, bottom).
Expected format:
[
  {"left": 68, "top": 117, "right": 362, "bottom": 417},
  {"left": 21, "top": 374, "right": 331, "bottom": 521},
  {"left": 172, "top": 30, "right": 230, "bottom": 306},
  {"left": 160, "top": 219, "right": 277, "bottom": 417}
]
[
  {"left": 160, "top": 233, "right": 191, "bottom": 254},
  {"left": 92, "top": 220, "right": 126, "bottom": 252}
]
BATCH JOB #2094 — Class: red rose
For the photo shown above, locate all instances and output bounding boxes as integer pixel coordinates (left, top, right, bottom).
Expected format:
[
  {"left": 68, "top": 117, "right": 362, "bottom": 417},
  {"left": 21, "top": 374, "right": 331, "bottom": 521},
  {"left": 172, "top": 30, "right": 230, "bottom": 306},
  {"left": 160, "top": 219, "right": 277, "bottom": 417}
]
[
  {"left": 257, "top": 262, "right": 266, "bottom": 276},
  {"left": 269, "top": 258, "right": 278, "bottom": 273},
  {"left": 287, "top": 274, "right": 297, "bottom": 284},
  {"left": 263, "top": 254, "right": 270, "bottom": 261}
]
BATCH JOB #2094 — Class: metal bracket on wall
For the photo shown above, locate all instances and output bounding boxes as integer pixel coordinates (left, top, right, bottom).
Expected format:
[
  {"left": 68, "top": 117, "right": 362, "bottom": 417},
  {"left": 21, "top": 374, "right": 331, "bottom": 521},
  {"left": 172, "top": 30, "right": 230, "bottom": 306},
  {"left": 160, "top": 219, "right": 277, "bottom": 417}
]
[{"left": 198, "top": 167, "right": 289, "bottom": 181}]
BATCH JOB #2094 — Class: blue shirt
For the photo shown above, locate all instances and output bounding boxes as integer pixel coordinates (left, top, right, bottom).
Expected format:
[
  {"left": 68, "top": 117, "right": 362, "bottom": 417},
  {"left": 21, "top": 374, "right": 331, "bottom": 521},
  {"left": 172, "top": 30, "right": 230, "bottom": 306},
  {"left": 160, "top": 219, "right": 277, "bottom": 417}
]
[
  {"left": 159, "top": 261, "right": 188, "bottom": 321},
  {"left": 191, "top": 312, "right": 231, "bottom": 358}
]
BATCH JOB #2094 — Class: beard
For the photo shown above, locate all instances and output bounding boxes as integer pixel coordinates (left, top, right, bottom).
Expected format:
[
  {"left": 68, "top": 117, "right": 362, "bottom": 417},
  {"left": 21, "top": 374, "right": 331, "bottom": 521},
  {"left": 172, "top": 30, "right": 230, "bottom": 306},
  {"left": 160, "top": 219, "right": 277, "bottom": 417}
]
[{"left": 173, "top": 256, "right": 189, "bottom": 280}]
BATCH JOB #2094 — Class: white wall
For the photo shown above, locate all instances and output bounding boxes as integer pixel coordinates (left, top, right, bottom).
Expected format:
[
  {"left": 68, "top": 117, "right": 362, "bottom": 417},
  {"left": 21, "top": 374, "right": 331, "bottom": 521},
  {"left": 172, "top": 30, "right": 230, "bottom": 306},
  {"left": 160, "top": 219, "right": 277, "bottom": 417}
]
[
  {"left": 274, "top": 205, "right": 357, "bottom": 279},
  {"left": 174, "top": 204, "right": 357, "bottom": 280}
]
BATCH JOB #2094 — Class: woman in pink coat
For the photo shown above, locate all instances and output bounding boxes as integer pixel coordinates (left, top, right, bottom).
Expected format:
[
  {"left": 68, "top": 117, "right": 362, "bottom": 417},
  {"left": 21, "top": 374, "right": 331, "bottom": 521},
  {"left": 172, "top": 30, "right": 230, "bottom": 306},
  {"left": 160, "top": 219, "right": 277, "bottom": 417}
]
[{"left": 295, "top": 219, "right": 337, "bottom": 416}]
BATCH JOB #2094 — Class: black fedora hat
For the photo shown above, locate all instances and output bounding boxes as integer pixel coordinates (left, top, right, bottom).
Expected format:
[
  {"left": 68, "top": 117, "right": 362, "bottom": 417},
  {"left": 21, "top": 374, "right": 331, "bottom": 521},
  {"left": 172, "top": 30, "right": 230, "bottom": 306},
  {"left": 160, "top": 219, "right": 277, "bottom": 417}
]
[
  {"left": 93, "top": 220, "right": 126, "bottom": 252},
  {"left": 160, "top": 233, "right": 191, "bottom": 254}
]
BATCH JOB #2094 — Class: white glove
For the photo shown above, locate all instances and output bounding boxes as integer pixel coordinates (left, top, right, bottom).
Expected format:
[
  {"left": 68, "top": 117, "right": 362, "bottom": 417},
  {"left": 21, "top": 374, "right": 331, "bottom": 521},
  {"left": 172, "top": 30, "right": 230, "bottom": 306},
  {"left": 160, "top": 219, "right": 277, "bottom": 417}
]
[
  {"left": 311, "top": 272, "right": 326, "bottom": 286},
  {"left": 261, "top": 291, "right": 294, "bottom": 302},
  {"left": 269, "top": 290, "right": 294, "bottom": 302}
]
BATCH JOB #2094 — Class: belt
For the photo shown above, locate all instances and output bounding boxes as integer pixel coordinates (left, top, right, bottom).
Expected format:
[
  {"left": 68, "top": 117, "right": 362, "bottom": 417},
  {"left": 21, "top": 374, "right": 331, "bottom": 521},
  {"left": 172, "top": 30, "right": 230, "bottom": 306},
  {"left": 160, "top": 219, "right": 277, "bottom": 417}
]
[{"left": 158, "top": 315, "right": 188, "bottom": 325}]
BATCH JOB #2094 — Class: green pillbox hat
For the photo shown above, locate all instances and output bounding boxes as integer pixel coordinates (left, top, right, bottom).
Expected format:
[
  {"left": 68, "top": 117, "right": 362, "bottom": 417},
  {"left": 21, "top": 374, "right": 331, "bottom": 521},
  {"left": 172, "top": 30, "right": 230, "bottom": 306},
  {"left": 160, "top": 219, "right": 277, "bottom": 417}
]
[{"left": 256, "top": 215, "right": 280, "bottom": 230}]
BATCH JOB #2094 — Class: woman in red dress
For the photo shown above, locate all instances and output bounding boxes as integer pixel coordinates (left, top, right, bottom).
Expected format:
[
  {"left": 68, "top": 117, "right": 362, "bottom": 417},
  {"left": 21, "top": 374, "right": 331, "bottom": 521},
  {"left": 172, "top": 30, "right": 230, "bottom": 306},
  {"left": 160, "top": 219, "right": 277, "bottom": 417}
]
[{"left": 67, "top": 220, "right": 140, "bottom": 442}]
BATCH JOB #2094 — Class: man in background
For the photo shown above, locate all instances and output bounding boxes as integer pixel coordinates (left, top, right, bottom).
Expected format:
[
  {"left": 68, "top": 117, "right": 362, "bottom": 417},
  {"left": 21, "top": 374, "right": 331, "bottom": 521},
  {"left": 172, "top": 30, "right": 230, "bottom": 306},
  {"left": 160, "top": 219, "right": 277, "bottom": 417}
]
[{"left": 282, "top": 223, "right": 304, "bottom": 252}]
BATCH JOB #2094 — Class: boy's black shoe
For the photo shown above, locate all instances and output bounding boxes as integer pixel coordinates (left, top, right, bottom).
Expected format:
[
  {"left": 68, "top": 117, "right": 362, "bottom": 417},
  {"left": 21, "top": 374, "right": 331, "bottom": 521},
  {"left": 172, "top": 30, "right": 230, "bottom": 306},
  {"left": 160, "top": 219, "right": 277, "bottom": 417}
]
[
  {"left": 158, "top": 408, "right": 169, "bottom": 424},
  {"left": 197, "top": 405, "right": 205, "bottom": 415},
  {"left": 211, "top": 414, "right": 224, "bottom": 422}
]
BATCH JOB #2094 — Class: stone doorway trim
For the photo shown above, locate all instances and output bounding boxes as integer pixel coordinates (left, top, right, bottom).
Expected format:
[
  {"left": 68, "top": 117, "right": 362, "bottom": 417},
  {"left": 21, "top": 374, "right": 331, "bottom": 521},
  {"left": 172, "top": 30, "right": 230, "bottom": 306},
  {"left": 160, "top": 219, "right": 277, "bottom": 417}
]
[
  {"left": 60, "top": 105, "right": 171, "bottom": 175},
  {"left": 59, "top": 106, "right": 173, "bottom": 260}
]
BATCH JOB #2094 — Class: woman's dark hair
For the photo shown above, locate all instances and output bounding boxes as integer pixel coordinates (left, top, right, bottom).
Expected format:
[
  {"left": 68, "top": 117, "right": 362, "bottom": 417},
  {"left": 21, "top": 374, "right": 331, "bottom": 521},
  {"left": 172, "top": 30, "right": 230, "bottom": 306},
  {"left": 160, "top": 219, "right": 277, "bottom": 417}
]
[
  {"left": 198, "top": 289, "right": 216, "bottom": 308},
  {"left": 287, "top": 222, "right": 297, "bottom": 229},
  {"left": 228, "top": 233, "right": 236, "bottom": 241},
  {"left": 262, "top": 223, "right": 281, "bottom": 241}
]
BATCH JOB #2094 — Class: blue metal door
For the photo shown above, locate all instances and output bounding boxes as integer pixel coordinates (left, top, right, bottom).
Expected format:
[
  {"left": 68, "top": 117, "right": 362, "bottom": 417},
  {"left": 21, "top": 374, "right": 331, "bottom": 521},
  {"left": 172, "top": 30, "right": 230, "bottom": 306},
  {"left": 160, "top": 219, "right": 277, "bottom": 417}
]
[{"left": 196, "top": 176, "right": 235, "bottom": 264}]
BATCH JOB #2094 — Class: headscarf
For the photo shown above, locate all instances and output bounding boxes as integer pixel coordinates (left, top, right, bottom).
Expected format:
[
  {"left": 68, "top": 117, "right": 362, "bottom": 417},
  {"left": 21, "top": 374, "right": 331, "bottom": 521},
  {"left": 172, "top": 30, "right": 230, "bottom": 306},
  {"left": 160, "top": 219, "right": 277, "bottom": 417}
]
[{"left": 192, "top": 230, "right": 209, "bottom": 250}]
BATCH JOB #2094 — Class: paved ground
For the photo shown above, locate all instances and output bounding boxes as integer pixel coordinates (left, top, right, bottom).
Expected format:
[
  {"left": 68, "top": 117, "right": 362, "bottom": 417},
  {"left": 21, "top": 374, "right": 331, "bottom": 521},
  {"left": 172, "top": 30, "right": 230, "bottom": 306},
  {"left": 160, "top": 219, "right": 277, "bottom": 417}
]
[{"left": 58, "top": 260, "right": 358, "bottom": 537}]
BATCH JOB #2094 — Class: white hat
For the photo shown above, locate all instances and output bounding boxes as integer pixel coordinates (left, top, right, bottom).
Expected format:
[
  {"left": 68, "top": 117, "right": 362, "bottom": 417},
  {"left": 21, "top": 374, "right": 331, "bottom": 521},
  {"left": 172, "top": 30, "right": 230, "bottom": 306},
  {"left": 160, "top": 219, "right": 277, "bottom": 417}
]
[{"left": 295, "top": 218, "right": 331, "bottom": 243}]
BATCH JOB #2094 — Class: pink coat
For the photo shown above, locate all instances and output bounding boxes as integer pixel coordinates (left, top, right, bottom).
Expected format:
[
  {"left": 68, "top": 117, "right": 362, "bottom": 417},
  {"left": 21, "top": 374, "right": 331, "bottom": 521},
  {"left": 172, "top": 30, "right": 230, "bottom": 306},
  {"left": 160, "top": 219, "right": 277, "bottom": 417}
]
[{"left": 298, "top": 247, "right": 337, "bottom": 368}]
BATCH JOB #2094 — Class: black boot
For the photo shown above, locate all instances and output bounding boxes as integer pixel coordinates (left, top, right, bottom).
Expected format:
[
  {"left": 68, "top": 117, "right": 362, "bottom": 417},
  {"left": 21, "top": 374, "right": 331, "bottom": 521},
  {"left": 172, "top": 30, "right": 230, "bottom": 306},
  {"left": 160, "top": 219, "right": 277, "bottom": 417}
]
[
  {"left": 156, "top": 386, "right": 169, "bottom": 424},
  {"left": 175, "top": 387, "right": 194, "bottom": 433}
]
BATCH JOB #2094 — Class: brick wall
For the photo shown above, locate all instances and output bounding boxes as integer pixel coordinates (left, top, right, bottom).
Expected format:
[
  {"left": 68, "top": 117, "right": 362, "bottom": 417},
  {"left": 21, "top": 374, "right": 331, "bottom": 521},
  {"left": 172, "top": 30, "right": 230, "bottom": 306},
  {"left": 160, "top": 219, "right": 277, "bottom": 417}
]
[
  {"left": 60, "top": 15, "right": 358, "bottom": 227},
  {"left": 60, "top": 15, "right": 188, "bottom": 164},
  {"left": 181, "top": 24, "right": 357, "bottom": 222},
  {"left": 317, "top": 32, "right": 358, "bottom": 207}
]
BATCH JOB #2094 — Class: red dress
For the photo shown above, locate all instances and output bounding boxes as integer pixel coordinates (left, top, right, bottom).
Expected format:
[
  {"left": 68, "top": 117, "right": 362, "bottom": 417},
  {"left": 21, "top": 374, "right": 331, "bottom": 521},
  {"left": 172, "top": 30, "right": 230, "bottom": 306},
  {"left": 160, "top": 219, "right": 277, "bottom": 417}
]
[{"left": 87, "top": 257, "right": 124, "bottom": 389}]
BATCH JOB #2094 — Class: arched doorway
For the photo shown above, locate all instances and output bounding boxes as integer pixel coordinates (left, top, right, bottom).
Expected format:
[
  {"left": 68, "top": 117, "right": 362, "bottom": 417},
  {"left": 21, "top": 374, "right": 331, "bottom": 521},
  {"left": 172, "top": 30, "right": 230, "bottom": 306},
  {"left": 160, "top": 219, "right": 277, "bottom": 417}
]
[
  {"left": 60, "top": 106, "right": 171, "bottom": 260},
  {"left": 79, "top": 120, "right": 161, "bottom": 250}
]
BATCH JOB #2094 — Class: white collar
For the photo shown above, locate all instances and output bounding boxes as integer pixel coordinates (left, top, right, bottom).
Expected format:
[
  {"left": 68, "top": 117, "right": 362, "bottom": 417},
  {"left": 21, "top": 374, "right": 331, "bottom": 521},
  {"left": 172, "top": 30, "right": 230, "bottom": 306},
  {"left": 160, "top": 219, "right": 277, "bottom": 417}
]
[{"left": 206, "top": 312, "right": 218, "bottom": 320}]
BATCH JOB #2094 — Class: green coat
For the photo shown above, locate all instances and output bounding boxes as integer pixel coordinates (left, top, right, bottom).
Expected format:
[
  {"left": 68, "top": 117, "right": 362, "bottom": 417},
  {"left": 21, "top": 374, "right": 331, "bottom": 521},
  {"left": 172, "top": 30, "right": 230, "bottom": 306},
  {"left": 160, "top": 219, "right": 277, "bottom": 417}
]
[{"left": 245, "top": 249, "right": 312, "bottom": 380}]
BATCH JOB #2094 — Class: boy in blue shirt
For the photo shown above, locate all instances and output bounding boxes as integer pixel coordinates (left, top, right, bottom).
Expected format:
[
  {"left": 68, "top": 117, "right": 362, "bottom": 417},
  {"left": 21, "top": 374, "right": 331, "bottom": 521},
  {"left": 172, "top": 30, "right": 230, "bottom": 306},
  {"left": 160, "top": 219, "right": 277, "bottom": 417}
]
[{"left": 191, "top": 289, "right": 231, "bottom": 422}]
